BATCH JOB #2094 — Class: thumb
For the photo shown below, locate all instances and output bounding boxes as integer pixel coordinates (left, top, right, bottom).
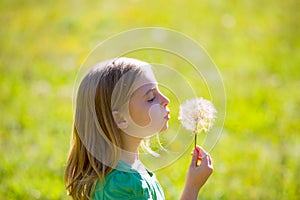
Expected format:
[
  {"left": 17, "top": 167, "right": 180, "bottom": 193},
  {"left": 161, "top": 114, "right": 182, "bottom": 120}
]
[{"left": 191, "top": 148, "right": 198, "bottom": 167}]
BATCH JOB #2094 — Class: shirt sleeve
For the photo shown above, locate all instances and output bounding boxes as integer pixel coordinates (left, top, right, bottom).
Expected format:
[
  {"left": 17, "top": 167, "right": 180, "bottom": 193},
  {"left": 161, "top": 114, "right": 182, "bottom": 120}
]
[{"left": 93, "top": 171, "right": 152, "bottom": 200}]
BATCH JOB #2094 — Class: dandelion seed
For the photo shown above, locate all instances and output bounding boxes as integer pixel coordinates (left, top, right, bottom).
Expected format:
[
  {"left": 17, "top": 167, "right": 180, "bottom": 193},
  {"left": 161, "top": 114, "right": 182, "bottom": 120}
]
[{"left": 178, "top": 97, "right": 217, "bottom": 147}]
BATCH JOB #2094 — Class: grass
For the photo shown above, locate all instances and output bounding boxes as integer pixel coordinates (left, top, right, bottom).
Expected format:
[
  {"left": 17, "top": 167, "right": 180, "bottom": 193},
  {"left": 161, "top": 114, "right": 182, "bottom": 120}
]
[{"left": 1, "top": 0, "right": 299, "bottom": 199}]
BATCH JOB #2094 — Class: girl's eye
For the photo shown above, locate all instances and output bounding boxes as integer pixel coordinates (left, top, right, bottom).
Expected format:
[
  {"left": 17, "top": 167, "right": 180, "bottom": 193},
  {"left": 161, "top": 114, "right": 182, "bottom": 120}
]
[{"left": 147, "top": 97, "right": 155, "bottom": 102}]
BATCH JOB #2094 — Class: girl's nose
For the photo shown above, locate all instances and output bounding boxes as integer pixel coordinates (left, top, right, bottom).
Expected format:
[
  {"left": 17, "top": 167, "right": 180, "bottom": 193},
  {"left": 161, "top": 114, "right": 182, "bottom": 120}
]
[{"left": 160, "top": 93, "right": 170, "bottom": 108}]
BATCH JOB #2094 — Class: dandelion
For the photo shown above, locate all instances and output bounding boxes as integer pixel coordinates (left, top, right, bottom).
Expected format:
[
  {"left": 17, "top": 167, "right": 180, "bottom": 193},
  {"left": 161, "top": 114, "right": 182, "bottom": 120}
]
[{"left": 178, "top": 97, "right": 217, "bottom": 147}]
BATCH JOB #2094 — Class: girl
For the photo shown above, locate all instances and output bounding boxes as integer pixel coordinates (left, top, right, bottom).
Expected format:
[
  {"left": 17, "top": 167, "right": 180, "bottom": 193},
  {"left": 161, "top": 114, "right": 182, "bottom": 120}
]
[{"left": 65, "top": 57, "right": 213, "bottom": 200}]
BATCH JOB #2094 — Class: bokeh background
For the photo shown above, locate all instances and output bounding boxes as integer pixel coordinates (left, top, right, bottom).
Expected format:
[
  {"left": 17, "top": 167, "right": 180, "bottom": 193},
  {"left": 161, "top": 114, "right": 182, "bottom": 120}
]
[{"left": 1, "top": 0, "right": 299, "bottom": 199}]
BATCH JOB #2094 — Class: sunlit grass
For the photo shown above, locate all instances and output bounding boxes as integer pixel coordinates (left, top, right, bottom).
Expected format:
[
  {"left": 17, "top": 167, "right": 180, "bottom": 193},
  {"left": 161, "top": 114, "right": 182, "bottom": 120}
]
[{"left": 1, "top": 0, "right": 299, "bottom": 199}]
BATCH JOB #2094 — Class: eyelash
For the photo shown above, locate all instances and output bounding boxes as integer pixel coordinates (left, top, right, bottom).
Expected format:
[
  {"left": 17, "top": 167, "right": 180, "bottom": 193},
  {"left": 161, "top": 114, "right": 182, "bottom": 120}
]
[{"left": 148, "top": 97, "right": 155, "bottom": 102}]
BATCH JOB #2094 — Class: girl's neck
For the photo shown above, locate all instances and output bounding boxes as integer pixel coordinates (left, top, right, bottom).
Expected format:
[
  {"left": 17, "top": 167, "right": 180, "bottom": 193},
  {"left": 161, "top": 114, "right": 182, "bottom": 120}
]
[
  {"left": 120, "top": 132, "right": 142, "bottom": 165},
  {"left": 120, "top": 150, "right": 139, "bottom": 165},
  {"left": 120, "top": 151, "right": 148, "bottom": 173}
]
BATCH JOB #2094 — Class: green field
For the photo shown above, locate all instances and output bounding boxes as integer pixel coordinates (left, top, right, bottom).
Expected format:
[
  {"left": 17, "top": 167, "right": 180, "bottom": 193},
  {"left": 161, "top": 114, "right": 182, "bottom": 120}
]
[{"left": 1, "top": 0, "right": 299, "bottom": 199}]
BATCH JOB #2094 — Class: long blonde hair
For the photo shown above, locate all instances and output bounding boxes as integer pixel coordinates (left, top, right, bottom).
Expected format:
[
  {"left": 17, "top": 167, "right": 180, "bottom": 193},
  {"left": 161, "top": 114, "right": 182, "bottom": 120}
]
[{"left": 65, "top": 58, "right": 146, "bottom": 200}]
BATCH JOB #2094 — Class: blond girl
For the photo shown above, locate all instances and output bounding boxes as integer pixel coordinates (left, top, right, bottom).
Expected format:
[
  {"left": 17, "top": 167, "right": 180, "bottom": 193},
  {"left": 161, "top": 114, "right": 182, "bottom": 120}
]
[{"left": 65, "top": 57, "right": 213, "bottom": 200}]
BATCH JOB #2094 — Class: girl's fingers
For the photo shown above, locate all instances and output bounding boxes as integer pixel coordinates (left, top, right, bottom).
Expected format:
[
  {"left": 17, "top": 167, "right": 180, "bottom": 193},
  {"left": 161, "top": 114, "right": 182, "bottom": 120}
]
[
  {"left": 190, "top": 146, "right": 204, "bottom": 166},
  {"left": 191, "top": 148, "right": 199, "bottom": 166},
  {"left": 200, "top": 154, "right": 213, "bottom": 169},
  {"left": 191, "top": 146, "right": 213, "bottom": 167},
  {"left": 196, "top": 145, "right": 208, "bottom": 157},
  {"left": 195, "top": 146, "right": 202, "bottom": 162},
  {"left": 200, "top": 155, "right": 209, "bottom": 166},
  {"left": 195, "top": 145, "right": 213, "bottom": 166},
  {"left": 207, "top": 154, "right": 213, "bottom": 167}
]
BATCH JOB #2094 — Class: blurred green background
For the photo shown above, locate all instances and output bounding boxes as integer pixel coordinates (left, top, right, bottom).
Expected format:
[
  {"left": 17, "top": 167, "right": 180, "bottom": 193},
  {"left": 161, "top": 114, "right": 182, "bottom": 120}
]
[{"left": 1, "top": 0, "right": 299, "bottom": 199}]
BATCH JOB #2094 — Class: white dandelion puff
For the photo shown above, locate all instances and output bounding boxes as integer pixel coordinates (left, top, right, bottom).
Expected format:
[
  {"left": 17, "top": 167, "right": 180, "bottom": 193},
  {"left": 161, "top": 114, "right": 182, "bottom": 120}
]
[{"left": 178, "top": 97, "right": 217, "bottom": 146}]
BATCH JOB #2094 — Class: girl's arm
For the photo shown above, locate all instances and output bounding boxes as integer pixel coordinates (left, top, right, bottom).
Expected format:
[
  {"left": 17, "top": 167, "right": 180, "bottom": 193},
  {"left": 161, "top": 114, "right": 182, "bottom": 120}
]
[{"left": 180, "top": 146, "right": 213, "bottom": 200}]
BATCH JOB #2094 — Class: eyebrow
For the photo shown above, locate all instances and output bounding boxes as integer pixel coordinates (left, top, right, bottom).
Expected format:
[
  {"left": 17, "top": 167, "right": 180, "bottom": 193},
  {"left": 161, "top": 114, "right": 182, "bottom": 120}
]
[{"left": 144, "top": 87, "right": 156, "bottom": 97}]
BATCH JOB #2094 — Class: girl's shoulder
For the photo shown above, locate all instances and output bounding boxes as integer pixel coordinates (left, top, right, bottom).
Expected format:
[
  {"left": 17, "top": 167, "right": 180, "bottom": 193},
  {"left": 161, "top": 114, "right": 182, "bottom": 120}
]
[
  {"left": 92, "top": 161, "right": 153, "bottom": 200},
  {"left": 104, "top": 165, "right": 145, "bottom": 187}
]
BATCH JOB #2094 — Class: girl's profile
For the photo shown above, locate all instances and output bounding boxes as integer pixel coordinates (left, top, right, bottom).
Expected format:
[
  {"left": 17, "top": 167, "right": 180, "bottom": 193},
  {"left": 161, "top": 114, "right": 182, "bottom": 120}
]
[{"left": 65, "top": 57, "right": 213, "bottom": 200}]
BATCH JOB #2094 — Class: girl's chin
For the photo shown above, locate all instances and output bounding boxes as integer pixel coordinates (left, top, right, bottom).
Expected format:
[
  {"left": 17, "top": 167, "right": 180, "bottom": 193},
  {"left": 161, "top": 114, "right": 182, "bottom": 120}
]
[{"left": 159, "top": 122, "right": 169, "bottom": 132}]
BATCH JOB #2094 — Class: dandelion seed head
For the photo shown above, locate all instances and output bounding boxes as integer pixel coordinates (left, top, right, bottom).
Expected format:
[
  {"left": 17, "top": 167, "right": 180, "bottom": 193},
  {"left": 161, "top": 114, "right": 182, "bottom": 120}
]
[{"left": 178, "top": 97, "right": 217, "bottom": 134}]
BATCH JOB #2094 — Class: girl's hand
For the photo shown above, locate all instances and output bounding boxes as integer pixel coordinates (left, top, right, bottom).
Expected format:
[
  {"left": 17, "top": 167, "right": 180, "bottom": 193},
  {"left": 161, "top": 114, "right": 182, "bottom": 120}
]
[{"left": 180, "top": 145, "right": 213, "bottom": 200}]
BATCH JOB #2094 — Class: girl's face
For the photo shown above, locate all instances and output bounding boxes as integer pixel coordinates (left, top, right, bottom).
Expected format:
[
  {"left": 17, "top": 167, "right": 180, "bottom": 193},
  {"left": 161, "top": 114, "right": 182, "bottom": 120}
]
[
  {"left": 129, "top": 83, "right": 170, "bottom": 132},
  {"left": 115, "top": 66, "right": 170, "bottom": 138}
]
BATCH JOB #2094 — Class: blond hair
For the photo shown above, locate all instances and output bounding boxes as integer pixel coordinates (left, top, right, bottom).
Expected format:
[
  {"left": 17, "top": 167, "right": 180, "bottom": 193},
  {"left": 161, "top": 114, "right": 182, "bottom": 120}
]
[{"left": 65, "top": 58, "right": 146, "bottom": 200}]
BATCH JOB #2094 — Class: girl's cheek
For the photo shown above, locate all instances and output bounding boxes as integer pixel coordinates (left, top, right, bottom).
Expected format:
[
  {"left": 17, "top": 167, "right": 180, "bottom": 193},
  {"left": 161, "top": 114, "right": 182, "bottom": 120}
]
[{"left": 148, "top": 104, "right": 165, "bottom": 121}]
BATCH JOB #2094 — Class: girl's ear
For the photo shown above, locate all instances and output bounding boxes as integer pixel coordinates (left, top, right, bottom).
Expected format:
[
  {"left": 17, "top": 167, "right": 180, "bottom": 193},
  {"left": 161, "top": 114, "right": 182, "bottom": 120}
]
[{"left": 112, "top": 111, "right": 128, "bottom": 129}]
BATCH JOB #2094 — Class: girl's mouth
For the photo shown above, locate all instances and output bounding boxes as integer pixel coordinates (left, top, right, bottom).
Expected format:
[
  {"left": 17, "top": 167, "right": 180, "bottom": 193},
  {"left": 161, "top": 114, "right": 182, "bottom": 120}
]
[{"left": 164, "top": 111, "right": 170, "bottom": 120}]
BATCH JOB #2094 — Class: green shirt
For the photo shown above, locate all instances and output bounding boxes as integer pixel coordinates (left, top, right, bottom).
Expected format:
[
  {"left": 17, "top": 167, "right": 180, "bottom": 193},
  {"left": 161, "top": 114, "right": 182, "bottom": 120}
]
[{"left": 92, "top": 160, "right": 165, "bottom": 200}]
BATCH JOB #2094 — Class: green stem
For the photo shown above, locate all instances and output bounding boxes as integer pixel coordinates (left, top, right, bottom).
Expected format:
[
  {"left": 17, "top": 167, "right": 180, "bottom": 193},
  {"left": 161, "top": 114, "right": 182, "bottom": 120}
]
[
  {"left": 194, "top": 122, "right": 198, "bottom": 148},
  {"left": 194, "top": 133, "right": 197, "bottom": 148}
]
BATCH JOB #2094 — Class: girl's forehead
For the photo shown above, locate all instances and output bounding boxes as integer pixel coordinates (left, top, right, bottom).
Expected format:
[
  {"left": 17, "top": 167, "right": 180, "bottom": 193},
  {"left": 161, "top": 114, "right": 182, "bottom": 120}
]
[{"left": 131, "top": 67, "right": 157, "bottom": 93}]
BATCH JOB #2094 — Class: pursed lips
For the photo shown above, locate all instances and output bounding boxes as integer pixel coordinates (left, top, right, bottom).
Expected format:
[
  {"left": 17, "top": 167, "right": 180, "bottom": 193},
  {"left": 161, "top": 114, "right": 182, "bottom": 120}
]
[{"left": 164, "top": 108, "right": 170, "bottom": 120}]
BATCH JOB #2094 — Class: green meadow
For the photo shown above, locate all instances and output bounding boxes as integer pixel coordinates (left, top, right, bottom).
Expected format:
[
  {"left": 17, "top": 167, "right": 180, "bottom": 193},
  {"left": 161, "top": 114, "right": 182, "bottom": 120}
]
[{"left": 1, "top": 0, "right": 299, "bottom": 199}]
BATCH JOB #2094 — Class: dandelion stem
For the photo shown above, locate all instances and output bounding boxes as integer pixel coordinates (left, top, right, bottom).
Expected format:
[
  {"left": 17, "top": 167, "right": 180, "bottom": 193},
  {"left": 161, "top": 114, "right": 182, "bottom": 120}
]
[{"left": 194, "top": 121, "right": 198, "bottom": 148}]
